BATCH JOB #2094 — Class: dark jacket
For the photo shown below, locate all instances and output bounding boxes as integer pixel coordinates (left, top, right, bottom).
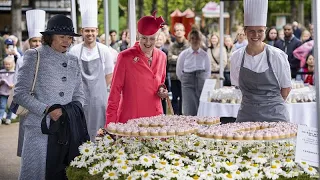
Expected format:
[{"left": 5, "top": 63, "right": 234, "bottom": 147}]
[
  {"left": 274, "top": 36, "right": 302, "bottom": 69},
  {"left": 41, "top": 101, "right": 90, "bottom": 180}
]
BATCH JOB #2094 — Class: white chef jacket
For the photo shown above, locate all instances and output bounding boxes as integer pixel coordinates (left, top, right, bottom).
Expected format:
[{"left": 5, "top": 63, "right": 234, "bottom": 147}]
[
  {"left": 230, "top": 45, "right": 291, "bottom": 88},
  {"left": 69, "top": 42, "right": 114, "bottom": 75},
  {"left": 176, "top": 47, "right": 211, "bottom": 80}
]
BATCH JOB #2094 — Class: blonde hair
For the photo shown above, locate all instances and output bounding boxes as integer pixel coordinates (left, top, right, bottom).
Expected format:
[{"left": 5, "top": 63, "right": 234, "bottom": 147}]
[
  {"left": 174, "top": 23, "right": 185, "bottom": 31},
  {"left": 157, "top": 31, "right": 167, "bottom": 41},
  {"left": 300, "top": 30, "right": 311, "bottom": 42},
  {"left": 3, "top": 55, "right": 15, "bottom": 71}
]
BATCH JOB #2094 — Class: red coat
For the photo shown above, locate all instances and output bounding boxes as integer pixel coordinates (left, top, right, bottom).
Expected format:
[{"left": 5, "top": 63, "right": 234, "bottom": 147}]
[{"left": 106, "top": 42, "right": 167, "bottom": 125}]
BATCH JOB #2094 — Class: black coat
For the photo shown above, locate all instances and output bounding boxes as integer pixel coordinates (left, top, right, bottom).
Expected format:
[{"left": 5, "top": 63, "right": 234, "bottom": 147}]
[
  {"left": 274, "top": 36, "right": 302, "bottom": 69},
  {"left": 41, "top": 101, "right": 90, "bottom": 180}
]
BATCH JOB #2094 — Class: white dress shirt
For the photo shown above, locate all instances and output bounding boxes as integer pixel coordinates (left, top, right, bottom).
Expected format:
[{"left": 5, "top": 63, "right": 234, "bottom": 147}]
[
  {"left": 69, "top": 42, "right": 115, "bottom": 75},
  {"left": 230, "top": 45, "right": 292, "bottom": 88},
  {"left": 176, "top": 47, "right": 211, "bottom": 80}
]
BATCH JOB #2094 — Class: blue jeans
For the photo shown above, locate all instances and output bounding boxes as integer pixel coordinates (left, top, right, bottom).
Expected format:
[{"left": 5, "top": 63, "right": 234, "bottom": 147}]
[{"left": 0, "top": 95, "right": 12, "bottom": 120}]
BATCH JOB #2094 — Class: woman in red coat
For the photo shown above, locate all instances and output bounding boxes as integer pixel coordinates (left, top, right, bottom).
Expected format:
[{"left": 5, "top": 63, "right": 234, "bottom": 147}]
[{"left": 106, "top": 12, "right": 168, "bottom": 125}]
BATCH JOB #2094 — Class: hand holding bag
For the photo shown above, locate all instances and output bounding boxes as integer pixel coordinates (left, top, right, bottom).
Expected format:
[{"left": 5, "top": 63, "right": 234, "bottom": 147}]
[{"left": 7, "top": 49, "right": 40, "bottom": 116}]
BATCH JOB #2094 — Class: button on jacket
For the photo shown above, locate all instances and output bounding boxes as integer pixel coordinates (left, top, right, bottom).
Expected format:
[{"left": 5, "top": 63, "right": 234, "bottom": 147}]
[
  {"left": 13, "top": 45, "right": 84, "bottom": 180},
  {"left": 107, "top": 42, "right": 166, "bottom": 124}
]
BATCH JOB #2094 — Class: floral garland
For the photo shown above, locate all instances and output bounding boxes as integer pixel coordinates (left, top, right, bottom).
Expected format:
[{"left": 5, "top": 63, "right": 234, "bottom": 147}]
[{"left": 67, "top": 135, "right": 318, "bottom": 180}]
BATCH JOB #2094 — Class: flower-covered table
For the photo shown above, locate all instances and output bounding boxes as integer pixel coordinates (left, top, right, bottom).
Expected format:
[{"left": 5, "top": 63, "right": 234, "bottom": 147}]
[
  {"left": 67, "top": 134, "right": 318, "bottom": 180},
  {"left": 197, "top": 80, "right": 317, "bottom": 128}
]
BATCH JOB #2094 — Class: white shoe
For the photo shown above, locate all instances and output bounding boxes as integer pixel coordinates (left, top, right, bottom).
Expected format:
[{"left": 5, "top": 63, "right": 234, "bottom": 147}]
[{"left": 5, "top": 119, "right": 11, "bottom": 125}]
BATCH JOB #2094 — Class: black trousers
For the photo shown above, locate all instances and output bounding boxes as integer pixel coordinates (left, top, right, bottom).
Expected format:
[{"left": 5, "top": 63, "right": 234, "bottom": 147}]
[{"left": 171, "top": 80, "right": 182, "bottom": 115}]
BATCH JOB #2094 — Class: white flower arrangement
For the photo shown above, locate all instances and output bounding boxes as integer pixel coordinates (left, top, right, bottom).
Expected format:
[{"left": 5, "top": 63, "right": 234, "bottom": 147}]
[{"left": 68, "top": 134, "right": 319, "bottom": 180}]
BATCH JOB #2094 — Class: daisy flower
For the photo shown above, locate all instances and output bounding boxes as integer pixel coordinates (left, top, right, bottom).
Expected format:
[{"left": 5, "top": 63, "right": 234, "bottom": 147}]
[
  {"left": 79, "top": 145, "right": 95, "bottom": 157},
  {"left": 283, "top": 158, "right": 295, "bottom": 168},
  {"left": 155, "top": 159, "right": 169, "bottom": 169},
  {"left": 271, "top": 159, "right": 282, "bottom": 167},
  {"left": 268, "top": 164, "right": 283, "bottom": 174},
  {"left": 141, "top": 170, "right": 155, "bottom": 180},
  {"left": 304, "top": 166, "right": 318, "bottom": 176},
  {"left": 88, "top": 167, "right": 101, "bottom": 175},
  {"left": 298, "top": 161, "right": 309, "bottom": 169},
  {"left": 200, "top": 171, "right": 215, "bottom": 179},
  {"left": 115, "top": 149, "right": 127, "bottom": 159},
  {"left": 75, "top": 159, "right": 88, "bottom": 168},
  {"left": 232, "top": 170, "right": 243, "bottom": 180},
  {"left": 139, "top": 155, "right": 153, "bottom": 168},
  {"left": 126, "top": 174, "right": 138, "bottom": 180},
  {"left": 167, "top": 170, "right": 181, "bottom": 179},
  {"left": 149, "top": 154, "right": 160, "bottom": 163},
  {"left": 101, "top": 159, "right": 112, "bottom": 168},
  {"left": 221, "top": 173, "right": 235, "bottom": 180},
  {"left": 252, "top": 155, "right": 268, "bottom": 164},
  {"left": 103, "top": 135, "right": 114, "bottom": 146},
  {"left": 264, "top": 171, "right": 279, "bottom": 180},
  {"left": 171, "top": 159, "right": 184, "bottom": 168},
  {"left": 103, "top": 170, "right": 118, "bottom": 180},
  {"left": 118, "top": 165, "right": 132, "bottom": 174},
  {"left": 281, "top": 170, "right": 295, "bottom": 178},
  {"left": 129, "top": 152, "right": 141, "bottom": 159},
  {"left": 222, "top": 161, "right": 238, "bottom": 172},
  {"left": 238, "top": 160, "right": 251, "bottom": 169},
  {"left": 251, "top": 172, "right": 263, "bottom": 180},
  {"left": 164, "top": 152, "right": 180, "bottom": 160},
  {"left": 113, "top": 158, "right": 126, "bottom": 168}
]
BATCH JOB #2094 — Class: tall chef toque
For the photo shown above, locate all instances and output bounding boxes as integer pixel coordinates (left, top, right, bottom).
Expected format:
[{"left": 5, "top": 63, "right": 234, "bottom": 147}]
[
  {"left": 79, "top": 0, "right": 98, "bottom": 28},
  {"left": 138, "top": 11, "right": 165, "bottom": 36},
  {"left": 244, "top": 0, "right": 268, "bottom": 26},
  {"left": 26, "top": 9, "right": 46, "bottom": 39}
]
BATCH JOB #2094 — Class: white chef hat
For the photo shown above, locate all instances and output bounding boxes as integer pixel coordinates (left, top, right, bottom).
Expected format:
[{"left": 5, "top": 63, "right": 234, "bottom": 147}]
[
  {"left": 244, "top": 0, "right": 268, "bottom": 26},
  {"left": 79, "top": 0, "right": 98, "bottom": 28},
  {"left": 26, "top": 9, "right": 46, "bottom": 39}
]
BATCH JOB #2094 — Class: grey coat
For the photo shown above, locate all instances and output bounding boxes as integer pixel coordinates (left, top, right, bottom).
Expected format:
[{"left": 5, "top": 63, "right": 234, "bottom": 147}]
[{"left": 13, "top": 45, "right": 85, "bottom": 180}]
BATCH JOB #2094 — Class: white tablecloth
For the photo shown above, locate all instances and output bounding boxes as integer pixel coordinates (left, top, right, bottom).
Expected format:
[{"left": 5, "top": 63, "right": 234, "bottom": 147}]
[
  {"left": 197, "top": 101, "right": 317, "bottom": 128},
  {"left": 197, "top": 80, "right": 318, "bottom": 128}
]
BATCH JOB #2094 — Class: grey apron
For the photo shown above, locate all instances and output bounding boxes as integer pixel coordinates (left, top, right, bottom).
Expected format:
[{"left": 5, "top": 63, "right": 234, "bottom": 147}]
[
  {"left": 79, "top": 45, "right": 108, "bottom": 141},
  {"left": 237, "top": 46, "right": 289, "bottom": 122},
  {"left": 181, "top": 70, "right": 206, "bottom": 116}
]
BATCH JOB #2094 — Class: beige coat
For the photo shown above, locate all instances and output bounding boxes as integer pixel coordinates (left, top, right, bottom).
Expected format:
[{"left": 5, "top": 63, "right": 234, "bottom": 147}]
[{"left": 207, "top": 46, "right": 228, "bottom": 79}]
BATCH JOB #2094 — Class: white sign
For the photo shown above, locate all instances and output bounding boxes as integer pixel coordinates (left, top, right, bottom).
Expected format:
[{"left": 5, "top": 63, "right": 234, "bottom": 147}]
[{"left": 295, "top": 125, "right": 319, "bottom": 167}]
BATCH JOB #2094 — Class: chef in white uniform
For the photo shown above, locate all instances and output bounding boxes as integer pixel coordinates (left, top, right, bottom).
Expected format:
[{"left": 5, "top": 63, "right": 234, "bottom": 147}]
[
  {"left": 69, "top": 0, "right": 114, "bottom": 140},
  {"left": 230, "top": 0, "right": 291, "bottom": 122},
  {"left": 15, "top": 10, "right": 46, "bottom": 82},
  {"left": 16, "top": 9, "right": 46, "bottom": 157}
]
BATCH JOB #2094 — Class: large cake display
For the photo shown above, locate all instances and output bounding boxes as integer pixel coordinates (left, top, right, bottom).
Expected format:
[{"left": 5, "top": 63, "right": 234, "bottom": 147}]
[
  {"left": 68, "top": 130, "right": 317, "bottom": 180},
  {"left": 210, "top": 86, "right": 242, "bottom": 104},
  {"left": 106, "top": 115, "right": 220, "bottom": 137},
  {"left": 286, "top": 86, "right": 316, "bottom": 103},
  {"left": 197, "top": 122, "right": 298, "bottom": 141},
  {"left": 209, "top": 83, "right": 315, "bottom": 104}
]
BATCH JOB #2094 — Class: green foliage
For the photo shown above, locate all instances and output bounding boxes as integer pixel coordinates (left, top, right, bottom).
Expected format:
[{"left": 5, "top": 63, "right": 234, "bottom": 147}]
[
  {"left": 66, "top": 167, "right": 103, "bottom": 180},
  {"left": 97, "top": 0, "right": 312, "bottom": 35}
]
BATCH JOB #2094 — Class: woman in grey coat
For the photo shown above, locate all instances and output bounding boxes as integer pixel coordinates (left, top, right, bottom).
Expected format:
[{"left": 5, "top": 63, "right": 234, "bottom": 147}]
[{"left": 13, "top": 14, "right": 84, "bottom": 180}]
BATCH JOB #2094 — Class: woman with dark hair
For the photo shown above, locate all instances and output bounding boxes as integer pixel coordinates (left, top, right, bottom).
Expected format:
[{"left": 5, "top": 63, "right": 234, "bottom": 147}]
[
  {"left": 13, "top": 14, "right": 84, "bottom": 179},
  {"left": 176, "top": 29, "right": 211, "bottom": 116},
  {"left": 265, "top": 27, "right": 278, "bottom": 46},
  {"left": 118, "top": 29, "right": 130, "bottom": 51},
  {"left": 296, "top": 52, "right": 315, "bottom": 85}
]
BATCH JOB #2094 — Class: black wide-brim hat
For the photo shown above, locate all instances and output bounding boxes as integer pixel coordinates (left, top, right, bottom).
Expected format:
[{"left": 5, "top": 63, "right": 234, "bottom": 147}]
[{"left": 41, "top": 14, "right": 81, "bottom": 37}]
